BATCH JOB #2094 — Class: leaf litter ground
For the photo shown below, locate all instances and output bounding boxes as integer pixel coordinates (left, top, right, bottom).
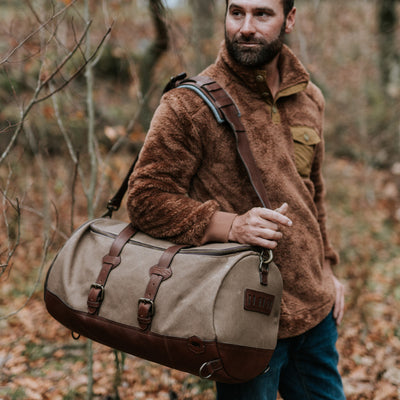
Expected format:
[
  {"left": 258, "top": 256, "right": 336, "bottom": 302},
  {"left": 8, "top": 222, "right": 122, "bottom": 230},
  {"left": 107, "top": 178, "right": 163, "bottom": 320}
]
[{"left": 1, "top": 156, "right": 400, "bottom": 400}]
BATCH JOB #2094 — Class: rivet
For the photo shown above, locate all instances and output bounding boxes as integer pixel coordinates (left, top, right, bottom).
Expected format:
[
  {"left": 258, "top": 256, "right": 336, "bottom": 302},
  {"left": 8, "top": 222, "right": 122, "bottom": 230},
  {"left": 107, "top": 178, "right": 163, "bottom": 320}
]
[{"left": 256, "top": 74, "right": 265, "bottom": 82}]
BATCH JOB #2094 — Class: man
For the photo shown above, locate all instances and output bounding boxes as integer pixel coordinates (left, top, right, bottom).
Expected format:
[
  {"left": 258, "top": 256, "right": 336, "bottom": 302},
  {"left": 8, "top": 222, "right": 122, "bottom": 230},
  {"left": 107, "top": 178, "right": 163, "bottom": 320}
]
[{"left": 127, "top": 0, "right": 346, "bottom": 398}]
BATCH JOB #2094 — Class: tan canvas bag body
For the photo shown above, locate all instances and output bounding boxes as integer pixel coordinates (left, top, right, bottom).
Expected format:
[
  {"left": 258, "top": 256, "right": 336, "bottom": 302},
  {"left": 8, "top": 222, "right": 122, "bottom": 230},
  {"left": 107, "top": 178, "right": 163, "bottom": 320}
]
[{"left": 44, "top": 76, "right": 283, "bottom": 383}]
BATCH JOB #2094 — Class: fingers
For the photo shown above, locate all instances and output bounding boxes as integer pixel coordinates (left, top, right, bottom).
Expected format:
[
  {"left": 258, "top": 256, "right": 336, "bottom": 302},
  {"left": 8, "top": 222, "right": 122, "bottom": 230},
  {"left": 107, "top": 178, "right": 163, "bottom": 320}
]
[
  {"left": 259, "top": 204, "right": 292, "bottom": 227},
  {"left": 332, "top": 275, "right": 345, "bottom": 326},
  {"left": 274, "top": 202, "right": 289, "bottom": 215},
  {"left": 228, "top": 204, "right": 292, "bottom": 248},
  {"left": 241, "top": 225, "right": 283, "bottom": 249}
]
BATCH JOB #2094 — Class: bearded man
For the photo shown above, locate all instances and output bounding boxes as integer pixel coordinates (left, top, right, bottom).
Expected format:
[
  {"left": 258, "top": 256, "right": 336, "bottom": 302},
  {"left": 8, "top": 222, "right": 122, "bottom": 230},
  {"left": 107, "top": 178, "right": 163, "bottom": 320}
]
[{"left": 127, "top": 0, "right": 346, "bottom": 398}]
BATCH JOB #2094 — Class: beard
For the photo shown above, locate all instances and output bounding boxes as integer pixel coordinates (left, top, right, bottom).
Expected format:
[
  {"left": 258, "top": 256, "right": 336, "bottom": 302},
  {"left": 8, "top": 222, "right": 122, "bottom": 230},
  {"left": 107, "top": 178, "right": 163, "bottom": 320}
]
[{"left": 225, "top": 23, "right": 286, "bottom": 68}]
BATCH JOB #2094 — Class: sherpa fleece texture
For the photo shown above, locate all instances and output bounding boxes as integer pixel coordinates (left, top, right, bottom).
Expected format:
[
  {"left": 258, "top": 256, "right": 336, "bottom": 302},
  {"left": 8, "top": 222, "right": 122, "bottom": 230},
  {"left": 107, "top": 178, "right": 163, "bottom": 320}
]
[{"left": 127, "top": 42, "right": 337, "bottom": 338}]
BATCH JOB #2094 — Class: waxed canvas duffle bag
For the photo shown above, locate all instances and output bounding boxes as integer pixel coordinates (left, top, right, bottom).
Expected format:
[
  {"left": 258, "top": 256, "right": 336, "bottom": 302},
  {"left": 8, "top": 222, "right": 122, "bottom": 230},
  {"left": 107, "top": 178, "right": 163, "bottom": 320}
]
[{"left": 44, "top": 75, "right": 283, "bottom": 384}]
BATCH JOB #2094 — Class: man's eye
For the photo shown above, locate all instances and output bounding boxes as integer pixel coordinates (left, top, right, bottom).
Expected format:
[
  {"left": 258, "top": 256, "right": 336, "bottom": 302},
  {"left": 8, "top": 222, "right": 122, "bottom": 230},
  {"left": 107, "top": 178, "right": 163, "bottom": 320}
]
[
  {"left": 256, "top": 11, "right": 270, "bottom": 18},
  {"left": 230, "top": 8, "right": 243, "bottom": 17}
]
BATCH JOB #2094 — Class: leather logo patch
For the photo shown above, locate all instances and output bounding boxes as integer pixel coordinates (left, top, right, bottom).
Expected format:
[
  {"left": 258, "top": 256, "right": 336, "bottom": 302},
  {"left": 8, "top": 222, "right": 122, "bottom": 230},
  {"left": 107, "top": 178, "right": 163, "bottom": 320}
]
[{"left": 244, "top": 289, "right": 274, "bottom": 316}]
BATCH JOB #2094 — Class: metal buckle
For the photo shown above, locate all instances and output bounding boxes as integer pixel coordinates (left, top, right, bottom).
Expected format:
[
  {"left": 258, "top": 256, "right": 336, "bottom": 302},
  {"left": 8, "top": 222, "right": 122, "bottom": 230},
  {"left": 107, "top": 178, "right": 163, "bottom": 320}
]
[
  {"left": 90, "top": 283, "right": 105, "bottom": 301},
  {"left": 138, "top": 298, "right": 155, "bottom": 316}
]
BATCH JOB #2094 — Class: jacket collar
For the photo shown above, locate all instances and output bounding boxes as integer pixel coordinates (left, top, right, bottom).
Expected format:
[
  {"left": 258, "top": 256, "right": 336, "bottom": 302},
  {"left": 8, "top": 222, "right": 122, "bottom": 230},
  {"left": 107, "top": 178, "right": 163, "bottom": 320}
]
[{"left": 217, "top": 41, "right": 310, "bottom": 100}]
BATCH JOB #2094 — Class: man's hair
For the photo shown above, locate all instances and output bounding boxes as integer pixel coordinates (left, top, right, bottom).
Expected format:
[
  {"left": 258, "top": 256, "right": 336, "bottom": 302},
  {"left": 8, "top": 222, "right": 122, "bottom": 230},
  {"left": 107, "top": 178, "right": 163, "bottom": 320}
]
[{"left": 225, "top": 0, "right": 295, "bottom": 17}]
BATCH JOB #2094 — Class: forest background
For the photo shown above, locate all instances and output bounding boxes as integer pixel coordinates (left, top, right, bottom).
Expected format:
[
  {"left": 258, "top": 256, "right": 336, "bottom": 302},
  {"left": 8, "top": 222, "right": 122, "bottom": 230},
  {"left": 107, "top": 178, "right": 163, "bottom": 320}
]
[{"left": 0, "top": 0, "right": 400, "bottom": 399}]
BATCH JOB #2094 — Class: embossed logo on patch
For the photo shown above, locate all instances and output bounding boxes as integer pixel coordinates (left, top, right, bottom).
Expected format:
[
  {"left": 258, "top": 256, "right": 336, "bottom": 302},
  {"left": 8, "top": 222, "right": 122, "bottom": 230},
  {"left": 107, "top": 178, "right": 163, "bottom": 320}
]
[{"left": 244, "top": 289, "right": 275, "bottom": 315}]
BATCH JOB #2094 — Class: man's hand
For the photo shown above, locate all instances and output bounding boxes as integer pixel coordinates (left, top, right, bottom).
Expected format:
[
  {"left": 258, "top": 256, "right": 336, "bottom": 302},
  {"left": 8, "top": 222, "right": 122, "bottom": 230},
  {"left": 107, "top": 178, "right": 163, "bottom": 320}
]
[
  {"left": 324, "top": 260, "right": 345, "bottom": 326},
  {"left": 332, "top": 274, "right": 345, "bottom": 326},
  {"left": 228, "top": 203, "right": 292, "bottom": 249}
]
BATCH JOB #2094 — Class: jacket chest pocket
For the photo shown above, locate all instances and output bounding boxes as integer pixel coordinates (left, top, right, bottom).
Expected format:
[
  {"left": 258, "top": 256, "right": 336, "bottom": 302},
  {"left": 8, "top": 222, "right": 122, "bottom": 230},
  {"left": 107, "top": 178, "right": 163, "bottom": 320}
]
[{"left": 290, "top": 126, "right": 321, "bottom": 178}]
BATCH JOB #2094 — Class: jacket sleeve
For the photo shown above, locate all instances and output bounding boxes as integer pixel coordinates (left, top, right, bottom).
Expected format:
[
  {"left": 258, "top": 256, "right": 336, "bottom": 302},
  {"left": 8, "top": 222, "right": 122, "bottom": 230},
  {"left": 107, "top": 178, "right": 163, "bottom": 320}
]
[
  {"left": 126, "top": 92, "right": 235, "bottom": 245},
  {"left": 310, "top": 137, "right": 340, "bottom": 266}
]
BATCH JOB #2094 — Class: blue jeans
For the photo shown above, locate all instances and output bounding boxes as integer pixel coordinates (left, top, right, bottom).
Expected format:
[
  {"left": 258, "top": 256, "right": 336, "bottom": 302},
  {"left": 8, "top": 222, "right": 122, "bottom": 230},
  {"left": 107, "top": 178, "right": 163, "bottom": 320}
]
[{"left": 216, "top": 311, "right": 346, "bottom": 400}]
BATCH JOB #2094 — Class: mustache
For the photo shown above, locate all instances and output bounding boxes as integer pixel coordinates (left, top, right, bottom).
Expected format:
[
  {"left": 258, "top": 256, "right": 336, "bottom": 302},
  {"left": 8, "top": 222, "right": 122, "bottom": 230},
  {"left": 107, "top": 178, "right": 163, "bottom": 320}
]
[{"left": 233, "top": 35, "right": 266, "bottom": 45}]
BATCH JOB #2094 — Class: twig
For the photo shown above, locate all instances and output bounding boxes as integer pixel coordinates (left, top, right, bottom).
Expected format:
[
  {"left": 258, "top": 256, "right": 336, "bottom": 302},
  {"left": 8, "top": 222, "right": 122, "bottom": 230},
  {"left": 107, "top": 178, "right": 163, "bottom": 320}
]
[
  {"left": 0, "top": 236, "right": 51, "bottom": 320},
  {"left": 0, "top": 25, "right": 112, "bottom": 166},
  {"left": 1, "top": 196, "right": 69, "bottom": 242},
  {"left": 0, "top": 170, "right": 21, "bottom": 279},
  {"left": 0, "top": 0, "right": 78, "bottom": 65},
  {"left": 41, "top": 20, "right": 93, "bottom": 88},
  {"left": 0, "top": 121, "right": 20, "bottom": 135},
  {"left": 71, "top": 155, "right": 79, "bottom": 234},
  {"left": 0, "top": 198, "right": 21, "bottom": 280},
  {"left": 37, "top": 26, "right": 111, "bottom": 103},
  {"left": 49, "top": 80, "right": 88, "bottom": 203}
]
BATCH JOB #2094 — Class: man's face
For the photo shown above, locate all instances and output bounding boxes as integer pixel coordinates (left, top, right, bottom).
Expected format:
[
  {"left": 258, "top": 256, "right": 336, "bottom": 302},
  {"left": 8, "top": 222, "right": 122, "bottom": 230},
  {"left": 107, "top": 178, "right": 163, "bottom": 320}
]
[{"left": 225, "top": 0, "right": 294, "bottom": 67}]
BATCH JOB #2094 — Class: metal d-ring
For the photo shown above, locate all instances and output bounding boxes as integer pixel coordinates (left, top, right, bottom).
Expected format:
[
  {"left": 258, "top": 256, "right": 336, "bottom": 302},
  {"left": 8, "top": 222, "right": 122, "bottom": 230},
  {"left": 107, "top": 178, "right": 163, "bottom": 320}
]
[
  {"left": 199, "top": 362, "right": 214, "bottom": 379},
  {"left": 259, "top": 249, "right": 274, "bottom": 285},
  {"left": 259, "top": 249, "right": 273, "bottom": 270},
  {"left": 199, "top": 359, "right": 222, "bottom": 379}
]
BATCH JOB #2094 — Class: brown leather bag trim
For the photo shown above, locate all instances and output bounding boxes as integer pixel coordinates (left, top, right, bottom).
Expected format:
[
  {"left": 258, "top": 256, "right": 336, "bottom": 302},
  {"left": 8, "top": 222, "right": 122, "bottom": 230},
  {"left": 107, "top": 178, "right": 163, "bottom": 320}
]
[
  {"left": 87, "top": 223, "right": 137, "bottom": 314},
  {"left": 45, "top": 289, "right": 273, "bottom": 383},
  {"left": 138, "top": 244, "right": 188, "bottom": 330}
]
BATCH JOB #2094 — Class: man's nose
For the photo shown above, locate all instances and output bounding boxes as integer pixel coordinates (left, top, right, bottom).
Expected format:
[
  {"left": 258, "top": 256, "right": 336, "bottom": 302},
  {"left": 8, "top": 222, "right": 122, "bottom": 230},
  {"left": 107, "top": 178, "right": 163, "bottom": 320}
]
[{"left": 240, "top": 15, "right": 256, "bottom": 36}]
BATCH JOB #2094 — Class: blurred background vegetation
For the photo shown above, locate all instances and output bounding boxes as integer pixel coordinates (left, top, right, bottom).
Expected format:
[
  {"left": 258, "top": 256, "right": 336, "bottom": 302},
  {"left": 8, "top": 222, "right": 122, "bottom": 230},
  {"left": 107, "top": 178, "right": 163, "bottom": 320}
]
[
  {"left": 1, "top": 0, "right": 400, "bottom": 166},
  {"left": 0, "top": 1, "right": 399, "bottom": 399}
]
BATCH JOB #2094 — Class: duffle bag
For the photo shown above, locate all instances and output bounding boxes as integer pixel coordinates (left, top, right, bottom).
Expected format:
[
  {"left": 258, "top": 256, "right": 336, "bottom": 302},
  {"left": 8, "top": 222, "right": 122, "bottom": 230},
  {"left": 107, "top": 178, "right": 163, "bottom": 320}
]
[{"left": 44, "top": 75, "right": 283, "bottom": 384}]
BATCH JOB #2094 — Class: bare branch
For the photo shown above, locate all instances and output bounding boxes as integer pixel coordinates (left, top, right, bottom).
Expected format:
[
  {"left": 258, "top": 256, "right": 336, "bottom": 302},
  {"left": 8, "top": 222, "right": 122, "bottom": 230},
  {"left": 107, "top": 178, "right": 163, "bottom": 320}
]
[
  {"left": 0, "top": 0, "right": 78, "bottom": 65},
  {"left": 70, "top": 156, "right": 79, "bottom": 234},
  {"left": 0, "top": 24, "right": 112, "bottom": 166},
  {"left": 0, "top": 181, "right": 21, "bottom": 280},
  {"left": 0, "top": 235, "right": 50, "bottom": 321},
  {"left": 1, "top": 197, "right": 69, "bottom": 242},
  {"left": 0, "top": 121, "right": 20, "bottom": 135},
  {"left": 41, "top": 20, "right": 93, "bottom": 88},
  {"left": 37, "top": 26, "right": 112, "bottom": 103},
  {"left": 0, "top": 82, "right": 41, "bottom": 165}
]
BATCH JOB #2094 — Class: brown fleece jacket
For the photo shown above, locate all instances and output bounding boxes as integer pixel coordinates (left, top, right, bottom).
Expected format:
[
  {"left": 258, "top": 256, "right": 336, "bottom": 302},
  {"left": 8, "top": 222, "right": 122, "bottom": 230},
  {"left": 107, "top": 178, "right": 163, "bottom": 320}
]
[{"left": 127, "top": 42, "right": 337, "bottom": 338}]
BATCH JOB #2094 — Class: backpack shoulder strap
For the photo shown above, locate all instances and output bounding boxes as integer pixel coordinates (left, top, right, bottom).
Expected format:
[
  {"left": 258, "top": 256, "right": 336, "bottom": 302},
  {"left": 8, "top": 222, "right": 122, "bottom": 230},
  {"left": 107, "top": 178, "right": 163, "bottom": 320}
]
[{"left": 105, "top": 74, "right": 271, "bottom": 216}]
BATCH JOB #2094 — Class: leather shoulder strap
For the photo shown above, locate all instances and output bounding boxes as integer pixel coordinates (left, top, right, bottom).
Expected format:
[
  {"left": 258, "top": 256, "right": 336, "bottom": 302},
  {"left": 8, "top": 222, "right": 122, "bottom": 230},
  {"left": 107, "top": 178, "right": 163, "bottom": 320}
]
[
  {"left": 176, "top": 75, "right": 271, "bottom": 209},
  {"left": 104, "top": 73, "right": 271, "bottom": 215}
]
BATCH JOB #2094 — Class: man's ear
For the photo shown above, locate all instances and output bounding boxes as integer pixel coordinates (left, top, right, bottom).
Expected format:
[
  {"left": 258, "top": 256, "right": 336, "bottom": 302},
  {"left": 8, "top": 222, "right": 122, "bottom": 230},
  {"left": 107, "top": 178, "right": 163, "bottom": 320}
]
[{"left": 285, "top": 7, "right": 296, "bottom": 34}]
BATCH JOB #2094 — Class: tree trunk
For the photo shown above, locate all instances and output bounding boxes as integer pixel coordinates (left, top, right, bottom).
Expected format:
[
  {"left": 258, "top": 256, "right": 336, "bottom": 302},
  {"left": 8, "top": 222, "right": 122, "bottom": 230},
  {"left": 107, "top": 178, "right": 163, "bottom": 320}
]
[
  {"left": 189, "top": 0, "right": 216, "bottom": 72},
  {"left": 137, "top": 0, "right": 169, "bottom": 130},
  {"left": 376, "top": 0, "right": 400, "bottom": 166},
  {"left": 378, "top": 0, "right": 399, "bottom": 95}
]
